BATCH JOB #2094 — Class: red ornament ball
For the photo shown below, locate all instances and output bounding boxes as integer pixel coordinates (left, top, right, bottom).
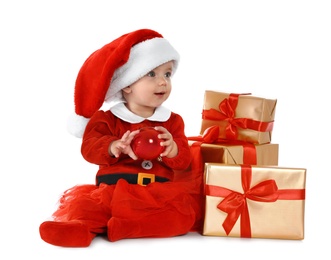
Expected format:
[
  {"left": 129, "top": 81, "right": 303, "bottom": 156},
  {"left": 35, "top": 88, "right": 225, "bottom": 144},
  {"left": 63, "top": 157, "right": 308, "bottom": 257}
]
[{"left": 131, "top": 127, "right": 165, "bottom": 160}]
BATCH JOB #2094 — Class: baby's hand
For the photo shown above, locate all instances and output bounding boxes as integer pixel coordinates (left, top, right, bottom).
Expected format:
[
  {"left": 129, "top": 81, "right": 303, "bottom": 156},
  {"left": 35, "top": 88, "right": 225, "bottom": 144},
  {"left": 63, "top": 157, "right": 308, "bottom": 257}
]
[
  {"left": 154, "top": 126, "right": 178, "bottom": 158},
  {"left": 109, "top": 130, "right": 140, "bottom": 160}
]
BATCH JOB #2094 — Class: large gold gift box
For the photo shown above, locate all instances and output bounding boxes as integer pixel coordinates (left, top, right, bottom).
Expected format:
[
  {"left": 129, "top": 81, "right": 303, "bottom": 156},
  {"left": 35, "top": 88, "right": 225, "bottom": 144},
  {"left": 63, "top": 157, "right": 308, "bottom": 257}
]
[
  {"left": 189, "top": 141, "right": 278, "bottom": 165},
  {"left": 203, "top": 163, "right": 306, "bottom": 240},
  {"left": 201, "top": 91, "right": 277, "bottom": 144}
]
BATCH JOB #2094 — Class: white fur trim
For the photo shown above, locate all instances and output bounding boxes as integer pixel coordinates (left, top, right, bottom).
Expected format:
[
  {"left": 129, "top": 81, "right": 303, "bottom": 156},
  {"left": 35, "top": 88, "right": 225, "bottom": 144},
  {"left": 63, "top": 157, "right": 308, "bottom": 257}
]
[
  {"left": 67, "top": 113, "right": 90, "bottom": 138},
  {"left": 104, "top": 37, "right": 179, "bottom": 103}
]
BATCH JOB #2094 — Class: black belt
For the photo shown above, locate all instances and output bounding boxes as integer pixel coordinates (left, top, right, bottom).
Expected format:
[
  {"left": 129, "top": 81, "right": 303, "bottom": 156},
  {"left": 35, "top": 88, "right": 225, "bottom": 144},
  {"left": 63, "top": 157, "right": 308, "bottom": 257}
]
[{"left": 97, "top": 173, "right": 169, "bottom": 186}]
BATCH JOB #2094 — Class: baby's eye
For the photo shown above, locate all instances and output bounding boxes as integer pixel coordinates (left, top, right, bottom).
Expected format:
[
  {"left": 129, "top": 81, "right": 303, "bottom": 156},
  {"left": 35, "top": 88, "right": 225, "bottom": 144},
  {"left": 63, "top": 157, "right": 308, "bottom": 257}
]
[
  {"left": 147, "top": 71, "right": 156, "bottom": 77},
  {"left": 165, "top": 72, "right": 172, "bottom": 78}
]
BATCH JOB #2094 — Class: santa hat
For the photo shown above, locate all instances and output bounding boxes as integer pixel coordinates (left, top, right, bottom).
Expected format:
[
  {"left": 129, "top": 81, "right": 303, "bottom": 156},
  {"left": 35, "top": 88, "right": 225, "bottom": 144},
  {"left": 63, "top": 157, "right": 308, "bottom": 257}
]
[{"left": 67, "top": 29, "right": 180, "bottom": 138}]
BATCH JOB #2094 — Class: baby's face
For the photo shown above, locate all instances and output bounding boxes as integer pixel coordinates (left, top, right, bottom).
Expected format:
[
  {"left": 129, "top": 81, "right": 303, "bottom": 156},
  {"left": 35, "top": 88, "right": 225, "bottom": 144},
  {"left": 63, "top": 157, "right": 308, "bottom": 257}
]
[{"left": 122, "top": 61, "right": 174, "bottom": 116}]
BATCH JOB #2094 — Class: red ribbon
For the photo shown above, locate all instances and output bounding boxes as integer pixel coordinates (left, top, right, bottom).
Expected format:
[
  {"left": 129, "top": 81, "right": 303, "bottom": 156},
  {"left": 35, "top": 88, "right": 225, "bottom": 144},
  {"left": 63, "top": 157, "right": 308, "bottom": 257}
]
[
  {"left": 205, "top": 165, "right": 305, "bottom": 238},
  {"left": 188, "top": 125, "right": 257, "bottom": 165},
  {"left": 202, "top": 93, "right": 274, "bottom": 140}
]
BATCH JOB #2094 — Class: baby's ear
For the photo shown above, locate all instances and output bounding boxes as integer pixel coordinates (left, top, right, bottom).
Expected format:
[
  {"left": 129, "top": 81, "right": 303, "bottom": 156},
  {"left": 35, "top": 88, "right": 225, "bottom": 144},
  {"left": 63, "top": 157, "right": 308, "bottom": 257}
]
[{"left": 122, "top": 86, "right": 132, "bottom": 94}]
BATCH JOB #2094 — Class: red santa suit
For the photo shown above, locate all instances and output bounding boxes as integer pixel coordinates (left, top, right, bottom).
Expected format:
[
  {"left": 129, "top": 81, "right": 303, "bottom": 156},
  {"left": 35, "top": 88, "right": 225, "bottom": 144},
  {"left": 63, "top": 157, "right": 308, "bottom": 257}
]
[
  {"left": 39, "top": 28, "right": 204, "bottom": 248},
  {"left": 39, "top": 103, "right": 202, "bottom": 247}
]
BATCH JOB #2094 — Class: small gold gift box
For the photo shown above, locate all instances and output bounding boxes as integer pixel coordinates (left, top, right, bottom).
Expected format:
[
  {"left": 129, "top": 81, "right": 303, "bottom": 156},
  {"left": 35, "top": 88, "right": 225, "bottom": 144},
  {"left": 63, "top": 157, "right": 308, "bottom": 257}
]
[{"left": 201, "top": 91, "right": 277, "bottom": 144}]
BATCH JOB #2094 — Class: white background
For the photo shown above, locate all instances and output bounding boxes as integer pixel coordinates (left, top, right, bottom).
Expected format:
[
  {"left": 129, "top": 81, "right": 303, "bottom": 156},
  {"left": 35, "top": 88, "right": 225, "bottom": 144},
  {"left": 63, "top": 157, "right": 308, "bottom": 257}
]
[{"left": 1, "top": 0, "right": 329, "bottom": 259}]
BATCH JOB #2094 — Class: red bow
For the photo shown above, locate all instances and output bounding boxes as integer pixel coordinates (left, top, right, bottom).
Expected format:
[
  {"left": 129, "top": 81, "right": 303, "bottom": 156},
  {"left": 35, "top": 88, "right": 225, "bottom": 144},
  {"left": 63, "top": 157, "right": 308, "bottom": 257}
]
[{"left": 202, "top": 93, "right": 274, "bottom": 140}]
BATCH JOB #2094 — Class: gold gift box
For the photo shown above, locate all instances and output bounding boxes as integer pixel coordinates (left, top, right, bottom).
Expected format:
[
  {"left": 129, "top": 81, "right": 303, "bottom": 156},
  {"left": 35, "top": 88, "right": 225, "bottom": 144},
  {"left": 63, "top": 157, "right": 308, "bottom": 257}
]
[
  {"left": 201, "top": 91, "right": 277, "bottom": 144},
  {"left": 203, "top": 163, "right": 306, "bottom": 240},
  {"left": 189, "top": 141, "right": 278, "bottom": 166}
]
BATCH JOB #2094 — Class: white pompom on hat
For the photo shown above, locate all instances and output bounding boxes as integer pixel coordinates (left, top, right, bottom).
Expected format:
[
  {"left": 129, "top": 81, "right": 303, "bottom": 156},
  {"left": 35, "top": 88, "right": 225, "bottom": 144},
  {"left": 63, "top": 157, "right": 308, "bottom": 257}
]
[{"left": 67, "top": 29, "right": 180, "bottom": 138}]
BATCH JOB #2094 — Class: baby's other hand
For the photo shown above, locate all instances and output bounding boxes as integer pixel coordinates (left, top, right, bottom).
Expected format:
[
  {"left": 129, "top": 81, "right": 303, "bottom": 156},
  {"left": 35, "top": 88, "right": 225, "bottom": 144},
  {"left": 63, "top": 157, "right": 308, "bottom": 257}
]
[{"left": 154, "top": 126, "right": 178, "bottom": 158}]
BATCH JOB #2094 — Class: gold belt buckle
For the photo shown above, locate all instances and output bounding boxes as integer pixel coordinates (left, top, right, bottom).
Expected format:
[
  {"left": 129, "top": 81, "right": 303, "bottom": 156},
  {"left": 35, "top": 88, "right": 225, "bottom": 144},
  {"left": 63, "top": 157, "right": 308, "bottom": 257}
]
[{"left": 137, "top": 173, "right": 155, "bottom": 186}]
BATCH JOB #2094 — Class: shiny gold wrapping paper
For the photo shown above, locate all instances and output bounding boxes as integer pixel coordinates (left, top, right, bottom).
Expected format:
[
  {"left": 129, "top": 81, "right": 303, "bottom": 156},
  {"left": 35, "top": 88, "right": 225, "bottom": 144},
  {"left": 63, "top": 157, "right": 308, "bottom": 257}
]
[
  {"left": 203, "top": 163, "right": 306, "bottom": 240},
  {"left": 201, "top": 91, "right": 277, "bottom": 144},
  {"left": 188, "top": 141, "right": 279, "bottom": 166}
]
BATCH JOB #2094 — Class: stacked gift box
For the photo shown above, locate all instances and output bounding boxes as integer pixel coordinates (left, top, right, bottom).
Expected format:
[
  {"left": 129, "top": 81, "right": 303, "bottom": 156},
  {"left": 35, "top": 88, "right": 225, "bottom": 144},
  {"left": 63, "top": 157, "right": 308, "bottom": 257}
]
[{"left": 187, "top": 90, "right": 306, "bottom": 240}]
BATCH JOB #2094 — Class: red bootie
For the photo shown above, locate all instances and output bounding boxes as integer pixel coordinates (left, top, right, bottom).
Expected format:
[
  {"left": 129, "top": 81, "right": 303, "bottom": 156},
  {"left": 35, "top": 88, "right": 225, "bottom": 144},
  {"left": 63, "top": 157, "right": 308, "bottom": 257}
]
[
  {"left": 39, "top": 220, "right": 96, "bottom": 247},
  {"left": 107, "top": 217, "right": 139, "bottom": 242}
]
